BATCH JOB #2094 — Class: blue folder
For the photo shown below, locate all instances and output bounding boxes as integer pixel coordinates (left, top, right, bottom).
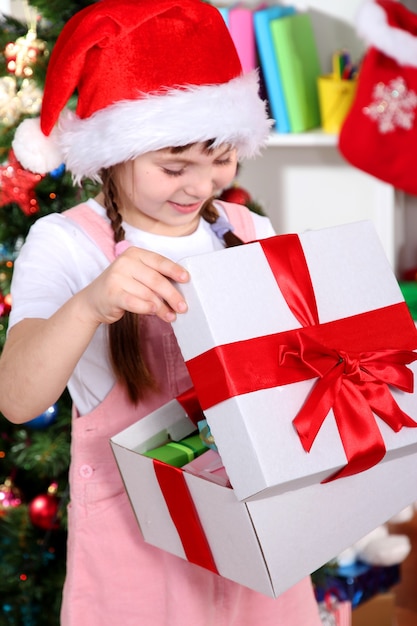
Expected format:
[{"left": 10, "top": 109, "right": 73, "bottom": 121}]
[{"left": 254, "top": 5, "right": 296, "bottom": 133}]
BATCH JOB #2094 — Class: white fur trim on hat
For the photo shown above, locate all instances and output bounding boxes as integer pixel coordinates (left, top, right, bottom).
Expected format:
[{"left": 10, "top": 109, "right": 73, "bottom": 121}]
[
  {"left": 12, "top": 117, "right": 63, "bottom": 174},
  {"left": 12, "top": 72, "right": 271, "bottom": 182},
  {"left": 59, "top": 71, "right": 271, "bottom": 183},
  {"left": 356, "top": 0, "right": 417, "bottom": 67}
]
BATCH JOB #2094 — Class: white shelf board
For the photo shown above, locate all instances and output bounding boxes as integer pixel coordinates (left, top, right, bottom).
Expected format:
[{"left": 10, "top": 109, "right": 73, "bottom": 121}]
[{"left": 267, "top": 130, "right": 338, "bottom": 147}]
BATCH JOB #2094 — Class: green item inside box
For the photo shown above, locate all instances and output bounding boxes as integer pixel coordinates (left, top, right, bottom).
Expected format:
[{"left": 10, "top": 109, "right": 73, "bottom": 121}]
[
  {"left": 399, "top": 281, "right": 417, "bottom": 320},
  {"left": 143, "top": 432, "right": 207, "bottom": 468},
  {"left": 179, "top": 433, "right": 207, "bottom": 456}
]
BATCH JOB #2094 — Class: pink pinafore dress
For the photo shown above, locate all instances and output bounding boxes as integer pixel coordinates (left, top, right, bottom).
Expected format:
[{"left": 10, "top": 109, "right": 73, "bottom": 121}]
[{"left": 60, "top": 203, "right": 321, "bottom": 626}]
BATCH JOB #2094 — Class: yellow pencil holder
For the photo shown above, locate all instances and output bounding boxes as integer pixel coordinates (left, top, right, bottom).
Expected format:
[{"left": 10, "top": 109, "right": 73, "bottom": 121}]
[{"left": 317, "top": 75, "right": 357, "bottom": 134}]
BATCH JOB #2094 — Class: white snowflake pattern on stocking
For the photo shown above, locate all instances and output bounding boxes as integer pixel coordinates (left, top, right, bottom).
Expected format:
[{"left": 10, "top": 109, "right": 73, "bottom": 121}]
[{"left": 363, "top": 76, "right": 417, "bottom": 133}]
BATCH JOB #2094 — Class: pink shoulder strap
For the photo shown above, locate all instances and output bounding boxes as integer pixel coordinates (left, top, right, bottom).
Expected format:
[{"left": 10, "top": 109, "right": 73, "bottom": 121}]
[
  {"left": 64, "top": 204, "right": 116, "bottom": 261},
  {"left": 216, "top": 200, "right": 256, "bottom": 242}
]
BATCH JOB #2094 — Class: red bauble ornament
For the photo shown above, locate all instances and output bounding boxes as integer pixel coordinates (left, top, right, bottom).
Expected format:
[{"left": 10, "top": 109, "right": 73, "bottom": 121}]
[
  {"left": 28, "top": 489, "right": 60, "bottom": 530},
  {"left": 218, "top": 185, "right": 252, "bottom": 206},
  {"left": 0, "top": 291, "right": 12, "bottom": 317}
]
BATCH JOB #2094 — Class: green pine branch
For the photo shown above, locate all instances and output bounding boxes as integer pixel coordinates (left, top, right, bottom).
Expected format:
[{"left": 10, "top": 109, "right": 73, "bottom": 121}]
[
  {"left": 0, "top": 5, "right": 100, "bottom": 624},
  {"left": 0, "top": 504, "right": 67, "bottom": 624}
]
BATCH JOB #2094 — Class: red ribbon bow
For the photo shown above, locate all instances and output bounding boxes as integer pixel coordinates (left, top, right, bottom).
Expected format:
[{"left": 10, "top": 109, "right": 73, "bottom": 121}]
[{"left": 280, "top": 333, "right": 417, "bottom": 480}]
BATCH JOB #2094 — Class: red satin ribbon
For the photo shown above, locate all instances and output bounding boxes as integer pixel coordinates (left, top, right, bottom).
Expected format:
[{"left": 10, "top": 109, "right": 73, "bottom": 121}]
[
  {"left": 176, "top": 387, "right": 205, "bottom": 426},
  {"left": 153, "top": 459, "right": 218, "bottom": 574},
  {"left": 185, "top": 235, "right": 417, "bottom": 481}
]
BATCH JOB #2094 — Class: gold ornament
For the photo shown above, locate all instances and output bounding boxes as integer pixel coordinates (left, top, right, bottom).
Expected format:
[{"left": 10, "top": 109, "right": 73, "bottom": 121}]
[
  {"left": 0, "top": 76, "right": 20, "bottom": 125},
  {"left": 0, "top": 477, "right": 22, "bottom": 516},
  {"left": 4, "top": 29, "right": 47, "bottom": 78},
  {"left": 0, "top": 76, "right": 42, "bottom": 126},
  {"left": 16, "top": 77, "right": 42, "bottom": 115}
]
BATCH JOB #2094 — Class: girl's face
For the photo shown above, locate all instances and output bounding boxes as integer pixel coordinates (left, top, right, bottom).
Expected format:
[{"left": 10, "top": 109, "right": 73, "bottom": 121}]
[{"left": 115, "top": 142, "right": 238, "bottom": 236}]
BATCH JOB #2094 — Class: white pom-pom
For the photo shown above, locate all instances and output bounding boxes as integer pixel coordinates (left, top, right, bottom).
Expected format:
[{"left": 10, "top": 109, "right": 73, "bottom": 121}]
[
  {"left": 358, "top": 535, "right": 411, "bottom": 566},
  {"left": 12, "top": 117, "right": 64, "bottom": 174},
  {"left": 356, "top": 0, "right": 417, "bottom": 67}
]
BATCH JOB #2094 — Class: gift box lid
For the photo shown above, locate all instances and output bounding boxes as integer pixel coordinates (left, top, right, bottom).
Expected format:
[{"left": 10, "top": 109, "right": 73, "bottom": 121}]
[{"left": 172, "top": 220, "right": 417, "bottom": 501}]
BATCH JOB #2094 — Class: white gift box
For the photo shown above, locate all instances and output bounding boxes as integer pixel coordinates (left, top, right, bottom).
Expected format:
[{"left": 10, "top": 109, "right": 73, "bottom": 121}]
[
  {"left": 172, "top": 221, "right": 417, "bottom": 501},
  {"left": 110, "top": 401, "right": 417, "bottom": 598},
  {"left": 111, "top": 220, "right": 417, "bottom": 597}
]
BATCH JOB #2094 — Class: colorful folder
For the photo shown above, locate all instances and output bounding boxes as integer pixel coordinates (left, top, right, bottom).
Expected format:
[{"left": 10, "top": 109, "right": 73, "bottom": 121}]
[
  {"left": 270, "top": 12, "right": 322, "bottom": 132},
  {"left": 254, "top": 5, "right": 296, "bottom": 133},
  {"left": 228, "top": 5, "right": 257, "bottom": 73}
]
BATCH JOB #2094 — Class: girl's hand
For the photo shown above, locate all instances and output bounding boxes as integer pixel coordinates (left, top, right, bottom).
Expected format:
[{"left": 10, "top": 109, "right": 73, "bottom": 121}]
[{"left": 80, "top": 246, "right": 189, "bottom": 325}]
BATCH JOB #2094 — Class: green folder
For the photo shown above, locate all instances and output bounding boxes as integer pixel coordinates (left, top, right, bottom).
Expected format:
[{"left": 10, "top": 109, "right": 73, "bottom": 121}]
[{"left": 270, "top": 13, "right": 321, "bottom": 133}]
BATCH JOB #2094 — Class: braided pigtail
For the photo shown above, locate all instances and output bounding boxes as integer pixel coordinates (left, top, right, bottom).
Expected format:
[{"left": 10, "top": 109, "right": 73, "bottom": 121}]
[
  {"left": 101, "top": 168, "right": 156, "bottom": 404},
  {"left": 100, "top": 166, "right": 244, "bottom": 403},
  {"left": 201, "top": 198, "right": 245, "bottom": 247}
]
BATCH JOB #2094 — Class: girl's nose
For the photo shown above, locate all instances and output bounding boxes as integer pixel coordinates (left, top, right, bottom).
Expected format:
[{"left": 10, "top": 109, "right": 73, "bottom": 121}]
[{"left": 184, "top": 174, "right": 215, "bottom": 199}]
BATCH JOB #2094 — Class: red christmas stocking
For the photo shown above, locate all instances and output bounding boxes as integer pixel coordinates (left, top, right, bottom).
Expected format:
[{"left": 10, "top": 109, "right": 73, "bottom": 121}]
[{"left": 339, "top": 0, "right": 417, "bottom": 195}]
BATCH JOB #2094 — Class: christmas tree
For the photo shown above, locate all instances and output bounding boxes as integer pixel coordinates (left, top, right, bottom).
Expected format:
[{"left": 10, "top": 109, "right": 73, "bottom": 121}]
[
  {"left": 0, "top": 3, "right": 265, "bottom": 624},
  {"left": 0, "top": 2, "right": 96, "bottom": 624}
]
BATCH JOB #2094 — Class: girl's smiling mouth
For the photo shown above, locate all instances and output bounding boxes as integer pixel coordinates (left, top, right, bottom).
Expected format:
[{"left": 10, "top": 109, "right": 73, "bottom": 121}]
[{"left": 168, "top": 200, "right": 202, "bottom": 214}]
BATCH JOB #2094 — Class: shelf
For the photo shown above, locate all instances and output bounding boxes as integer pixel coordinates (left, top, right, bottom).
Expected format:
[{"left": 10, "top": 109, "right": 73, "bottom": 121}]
[{"left": 267, "top": 130, "right": 338, "bottom": 147}]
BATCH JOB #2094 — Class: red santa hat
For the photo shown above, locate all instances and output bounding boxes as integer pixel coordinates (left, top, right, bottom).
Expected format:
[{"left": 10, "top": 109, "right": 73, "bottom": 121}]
[{"left": 12, "top": 0, "right": 271, "bottom": 183}]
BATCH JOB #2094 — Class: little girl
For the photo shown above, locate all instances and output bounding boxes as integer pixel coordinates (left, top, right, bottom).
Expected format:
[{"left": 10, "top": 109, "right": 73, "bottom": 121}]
[{"left": 0, "top": 1, "right": 322, "bottom": 624}]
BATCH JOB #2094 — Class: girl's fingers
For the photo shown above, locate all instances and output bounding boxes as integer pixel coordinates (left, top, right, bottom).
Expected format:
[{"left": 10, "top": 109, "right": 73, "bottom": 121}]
[
  {"left": 130, "top": 248, "right": 189, "bottom": 284},
  {"left": 86, "top": 247, "right": 190, "bottom": 324},
  {"left": 119, "top": 248, "right": 189, "bottom": 315}
]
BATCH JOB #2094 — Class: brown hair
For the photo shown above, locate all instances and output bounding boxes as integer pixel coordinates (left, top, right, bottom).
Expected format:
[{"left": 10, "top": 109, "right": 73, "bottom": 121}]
[{"left": 101, "top": 145, "right": 244, "bottom": 403}]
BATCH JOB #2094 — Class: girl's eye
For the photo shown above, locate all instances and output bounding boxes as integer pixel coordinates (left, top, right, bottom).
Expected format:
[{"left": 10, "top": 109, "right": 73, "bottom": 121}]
[
  {"left": 163, "top": 168, "right": 184, "bottom": 177},
  {"left": 215, "top": 157, "right": 233, "bottom": 167}
]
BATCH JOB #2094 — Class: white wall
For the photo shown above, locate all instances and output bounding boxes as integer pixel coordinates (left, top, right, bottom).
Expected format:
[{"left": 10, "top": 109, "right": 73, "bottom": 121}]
[
  {"left": 1, "top": 0, "right": 34, "bottom": 20},
  {"left": 0, "top": 0, "right": 11, "bottom": 16}
]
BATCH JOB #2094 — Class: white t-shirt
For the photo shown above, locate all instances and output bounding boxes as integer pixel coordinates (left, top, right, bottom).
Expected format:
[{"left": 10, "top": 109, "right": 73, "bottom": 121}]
[{"left": 9, "top": 198, "right": 275, "bottom": 415}]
